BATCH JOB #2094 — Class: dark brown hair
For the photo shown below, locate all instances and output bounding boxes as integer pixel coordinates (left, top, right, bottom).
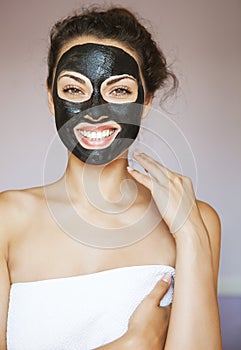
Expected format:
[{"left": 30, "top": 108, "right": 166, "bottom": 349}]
[{"left": 47, "top": 6, "right": 178, "bottom": 99}]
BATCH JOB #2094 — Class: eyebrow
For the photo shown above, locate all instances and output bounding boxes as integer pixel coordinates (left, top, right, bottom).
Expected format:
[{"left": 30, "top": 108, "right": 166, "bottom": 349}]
[
  {"left": 58, "top": 74, "right": 86, "bottom": 84},
  {"left": 106, "top": 75, "right": 136, "bottom": 85}
]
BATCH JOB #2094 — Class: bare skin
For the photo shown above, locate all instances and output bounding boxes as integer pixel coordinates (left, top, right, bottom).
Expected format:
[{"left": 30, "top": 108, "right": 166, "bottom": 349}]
[
  {"left": 0, "top": 156, "right": 175, "bottom": 349},
  {"left": 0, "top": 36, "right": 222, "bottom": 349}
]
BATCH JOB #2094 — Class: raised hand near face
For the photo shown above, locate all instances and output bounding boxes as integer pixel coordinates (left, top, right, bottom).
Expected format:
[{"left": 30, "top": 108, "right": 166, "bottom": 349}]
[{"left": 128, "top": 152, "right": 201, "bottom": 234}]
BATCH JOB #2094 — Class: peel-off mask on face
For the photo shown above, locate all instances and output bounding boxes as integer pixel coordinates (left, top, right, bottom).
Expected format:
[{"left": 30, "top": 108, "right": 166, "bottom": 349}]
[{"left": 53, "top": 43, "right": 144, "bottom": 165}]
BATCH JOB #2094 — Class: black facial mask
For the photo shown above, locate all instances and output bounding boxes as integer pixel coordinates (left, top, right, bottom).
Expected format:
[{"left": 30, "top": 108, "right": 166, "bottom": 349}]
[{"left": 53, "top": 43, "right": 144, "bottom": 165}]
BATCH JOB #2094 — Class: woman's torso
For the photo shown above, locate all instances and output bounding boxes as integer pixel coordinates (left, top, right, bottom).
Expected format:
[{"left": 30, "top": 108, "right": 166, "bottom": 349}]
[
  {"left": 4, "top": 182, "right": 176, "bottom": 349},
  {"left": 7, "top": 183, "right": 176, "bottom": 284}
]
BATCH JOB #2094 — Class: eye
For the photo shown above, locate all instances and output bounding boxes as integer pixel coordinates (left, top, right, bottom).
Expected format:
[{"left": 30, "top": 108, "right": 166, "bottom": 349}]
[
  {"left": 110, "top": 86, "right": 132, "bottom": 97},
  {"left": 101, "top": 77, "right": 138, "bottom": 104},
  {"left": 62, "top": 85, "right": 85, "bottom": 96}
]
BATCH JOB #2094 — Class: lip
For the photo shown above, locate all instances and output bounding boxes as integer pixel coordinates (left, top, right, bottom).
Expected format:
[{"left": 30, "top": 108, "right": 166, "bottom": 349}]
[{"left": 73, "top": 121, "right": 121, "bottom": 150}]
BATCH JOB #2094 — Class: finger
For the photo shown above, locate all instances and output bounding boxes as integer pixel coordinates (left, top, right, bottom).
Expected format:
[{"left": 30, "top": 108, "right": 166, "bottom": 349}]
[
  {"left": 127, "top": 166, "right": 153, "bottom": 191},
  {"left": 134, "top": 152, "right": 185, "bottom": 180},
  {"left": 147, "top": 273, "right": 172, "bottom": 306},
  {"left": 133, "top": 152, "right": 172, "bottom": 183}
]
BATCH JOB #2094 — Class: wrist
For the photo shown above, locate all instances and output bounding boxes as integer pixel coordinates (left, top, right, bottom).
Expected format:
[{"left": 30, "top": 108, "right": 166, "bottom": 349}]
[{"left": 172, "top": 205, "right": 208, "bottom": 240}]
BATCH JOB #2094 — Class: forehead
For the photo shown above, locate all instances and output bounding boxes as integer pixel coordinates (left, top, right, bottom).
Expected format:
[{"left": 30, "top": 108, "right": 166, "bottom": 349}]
[{"left": 55, "top": 43, "right": 140, "bottom": 81}]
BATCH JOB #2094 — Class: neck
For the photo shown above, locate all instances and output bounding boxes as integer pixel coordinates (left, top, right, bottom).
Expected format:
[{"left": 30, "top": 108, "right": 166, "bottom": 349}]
[{"left": 64, "top": 152, "right": 138, "bottom": 209}]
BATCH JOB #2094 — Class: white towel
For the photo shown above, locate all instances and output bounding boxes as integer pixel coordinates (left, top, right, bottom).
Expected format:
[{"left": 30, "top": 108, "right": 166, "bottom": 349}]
[{"left": 7, "top": 264, "right": 175, "bottom": 350}]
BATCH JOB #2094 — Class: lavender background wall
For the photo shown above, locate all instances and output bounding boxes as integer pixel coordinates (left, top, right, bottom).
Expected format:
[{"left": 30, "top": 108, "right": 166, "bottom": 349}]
[{"left": 1, "top": 0, "right": 241, "bottom": 347}]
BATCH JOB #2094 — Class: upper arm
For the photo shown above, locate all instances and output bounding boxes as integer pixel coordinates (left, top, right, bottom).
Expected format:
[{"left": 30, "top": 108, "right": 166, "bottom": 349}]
[
  {"left": 197, "top": 200, "right": 221, "bottom": 292},
  {"left": 0, "top": 193, "right": 12, "bottom": 349},
  {"left": 0, "top": 254, "right": 10, "bottom": 350}
]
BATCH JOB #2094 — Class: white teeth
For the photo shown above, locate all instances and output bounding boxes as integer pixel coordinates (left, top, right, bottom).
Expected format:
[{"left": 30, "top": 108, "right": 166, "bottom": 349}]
[
  {"left": 91, "top": 131, "right": 97, "bottom": 139},
  {"left": 79, "top": 129, "right": 115, "bottom": 141}
]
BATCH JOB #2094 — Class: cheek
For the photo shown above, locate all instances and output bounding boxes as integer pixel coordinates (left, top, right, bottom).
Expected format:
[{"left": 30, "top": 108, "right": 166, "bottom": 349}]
[
  {"left": 54, "top": 97, "right": 82, "bottom": 118},
  {"left": 109, "top": 103, "right": 143, "bottom": 123}
]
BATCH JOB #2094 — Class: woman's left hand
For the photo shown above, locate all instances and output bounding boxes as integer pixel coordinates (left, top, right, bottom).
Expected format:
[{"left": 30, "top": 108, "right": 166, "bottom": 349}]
[{"left": 127, "top": 152, "right": 199, "bottom": 234}]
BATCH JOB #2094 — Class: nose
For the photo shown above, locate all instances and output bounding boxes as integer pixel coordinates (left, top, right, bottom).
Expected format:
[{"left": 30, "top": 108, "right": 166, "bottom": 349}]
[
  {"left": 83, "top": 114, "right": 109, "bottom": 122},
  {"left": 84, "top": 87, "right": 109, "bottom": 121}
]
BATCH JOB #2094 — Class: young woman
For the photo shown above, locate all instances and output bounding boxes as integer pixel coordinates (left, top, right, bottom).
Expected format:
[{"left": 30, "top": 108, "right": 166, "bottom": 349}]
[{"left": 0, "top": 7, "right": 222, "bottom": 350}]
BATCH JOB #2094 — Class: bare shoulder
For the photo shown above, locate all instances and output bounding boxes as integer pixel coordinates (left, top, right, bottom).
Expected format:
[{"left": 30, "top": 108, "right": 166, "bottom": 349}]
[
  {"left": 196, "top": 200, "right": 221, "bottom": 284},
  {"left": 196, "top": 200, "right": 221, "bottom": 234},
  {"left": 0, "top": 187, "right": 45, "bottom": 214},
  {"left": 0, "top": 187, "right": 45, "bottom": 244}
]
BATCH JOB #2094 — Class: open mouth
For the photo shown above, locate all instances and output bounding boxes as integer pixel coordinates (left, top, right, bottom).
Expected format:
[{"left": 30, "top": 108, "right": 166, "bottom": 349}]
[{"left": 74, "top": 121, "right": 121, "bottom": 150}]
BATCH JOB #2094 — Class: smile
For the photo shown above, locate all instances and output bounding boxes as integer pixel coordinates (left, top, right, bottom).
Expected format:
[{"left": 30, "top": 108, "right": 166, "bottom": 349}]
[
  {"left": 80, "top": 129, "right": 115, "bottom": 140},
  {"left": 74, "top": 121, "right": 121, "bottom": 150}
]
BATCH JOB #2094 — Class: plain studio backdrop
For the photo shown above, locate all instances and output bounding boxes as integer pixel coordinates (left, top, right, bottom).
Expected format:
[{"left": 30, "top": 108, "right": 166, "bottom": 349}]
[{"left": 0, "top": 0, "right": 241, "bottom": 347}]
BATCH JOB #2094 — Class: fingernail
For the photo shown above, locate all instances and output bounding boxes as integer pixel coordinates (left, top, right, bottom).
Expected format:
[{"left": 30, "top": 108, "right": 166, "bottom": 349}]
[
  {"left": 127, "top": 166, "right": 134, "bottom": 172},
  {"left": 133, "top": 150, "right": 141, "bottom": 156},
  {"left": 161, "top": 273, "right": 172, "bottom": 283}
]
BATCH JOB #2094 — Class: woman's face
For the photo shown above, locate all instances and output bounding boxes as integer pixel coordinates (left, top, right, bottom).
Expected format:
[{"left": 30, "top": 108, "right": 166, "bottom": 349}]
[{"left": 49, "top": 36, "right": 151, "bottom": 166}]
